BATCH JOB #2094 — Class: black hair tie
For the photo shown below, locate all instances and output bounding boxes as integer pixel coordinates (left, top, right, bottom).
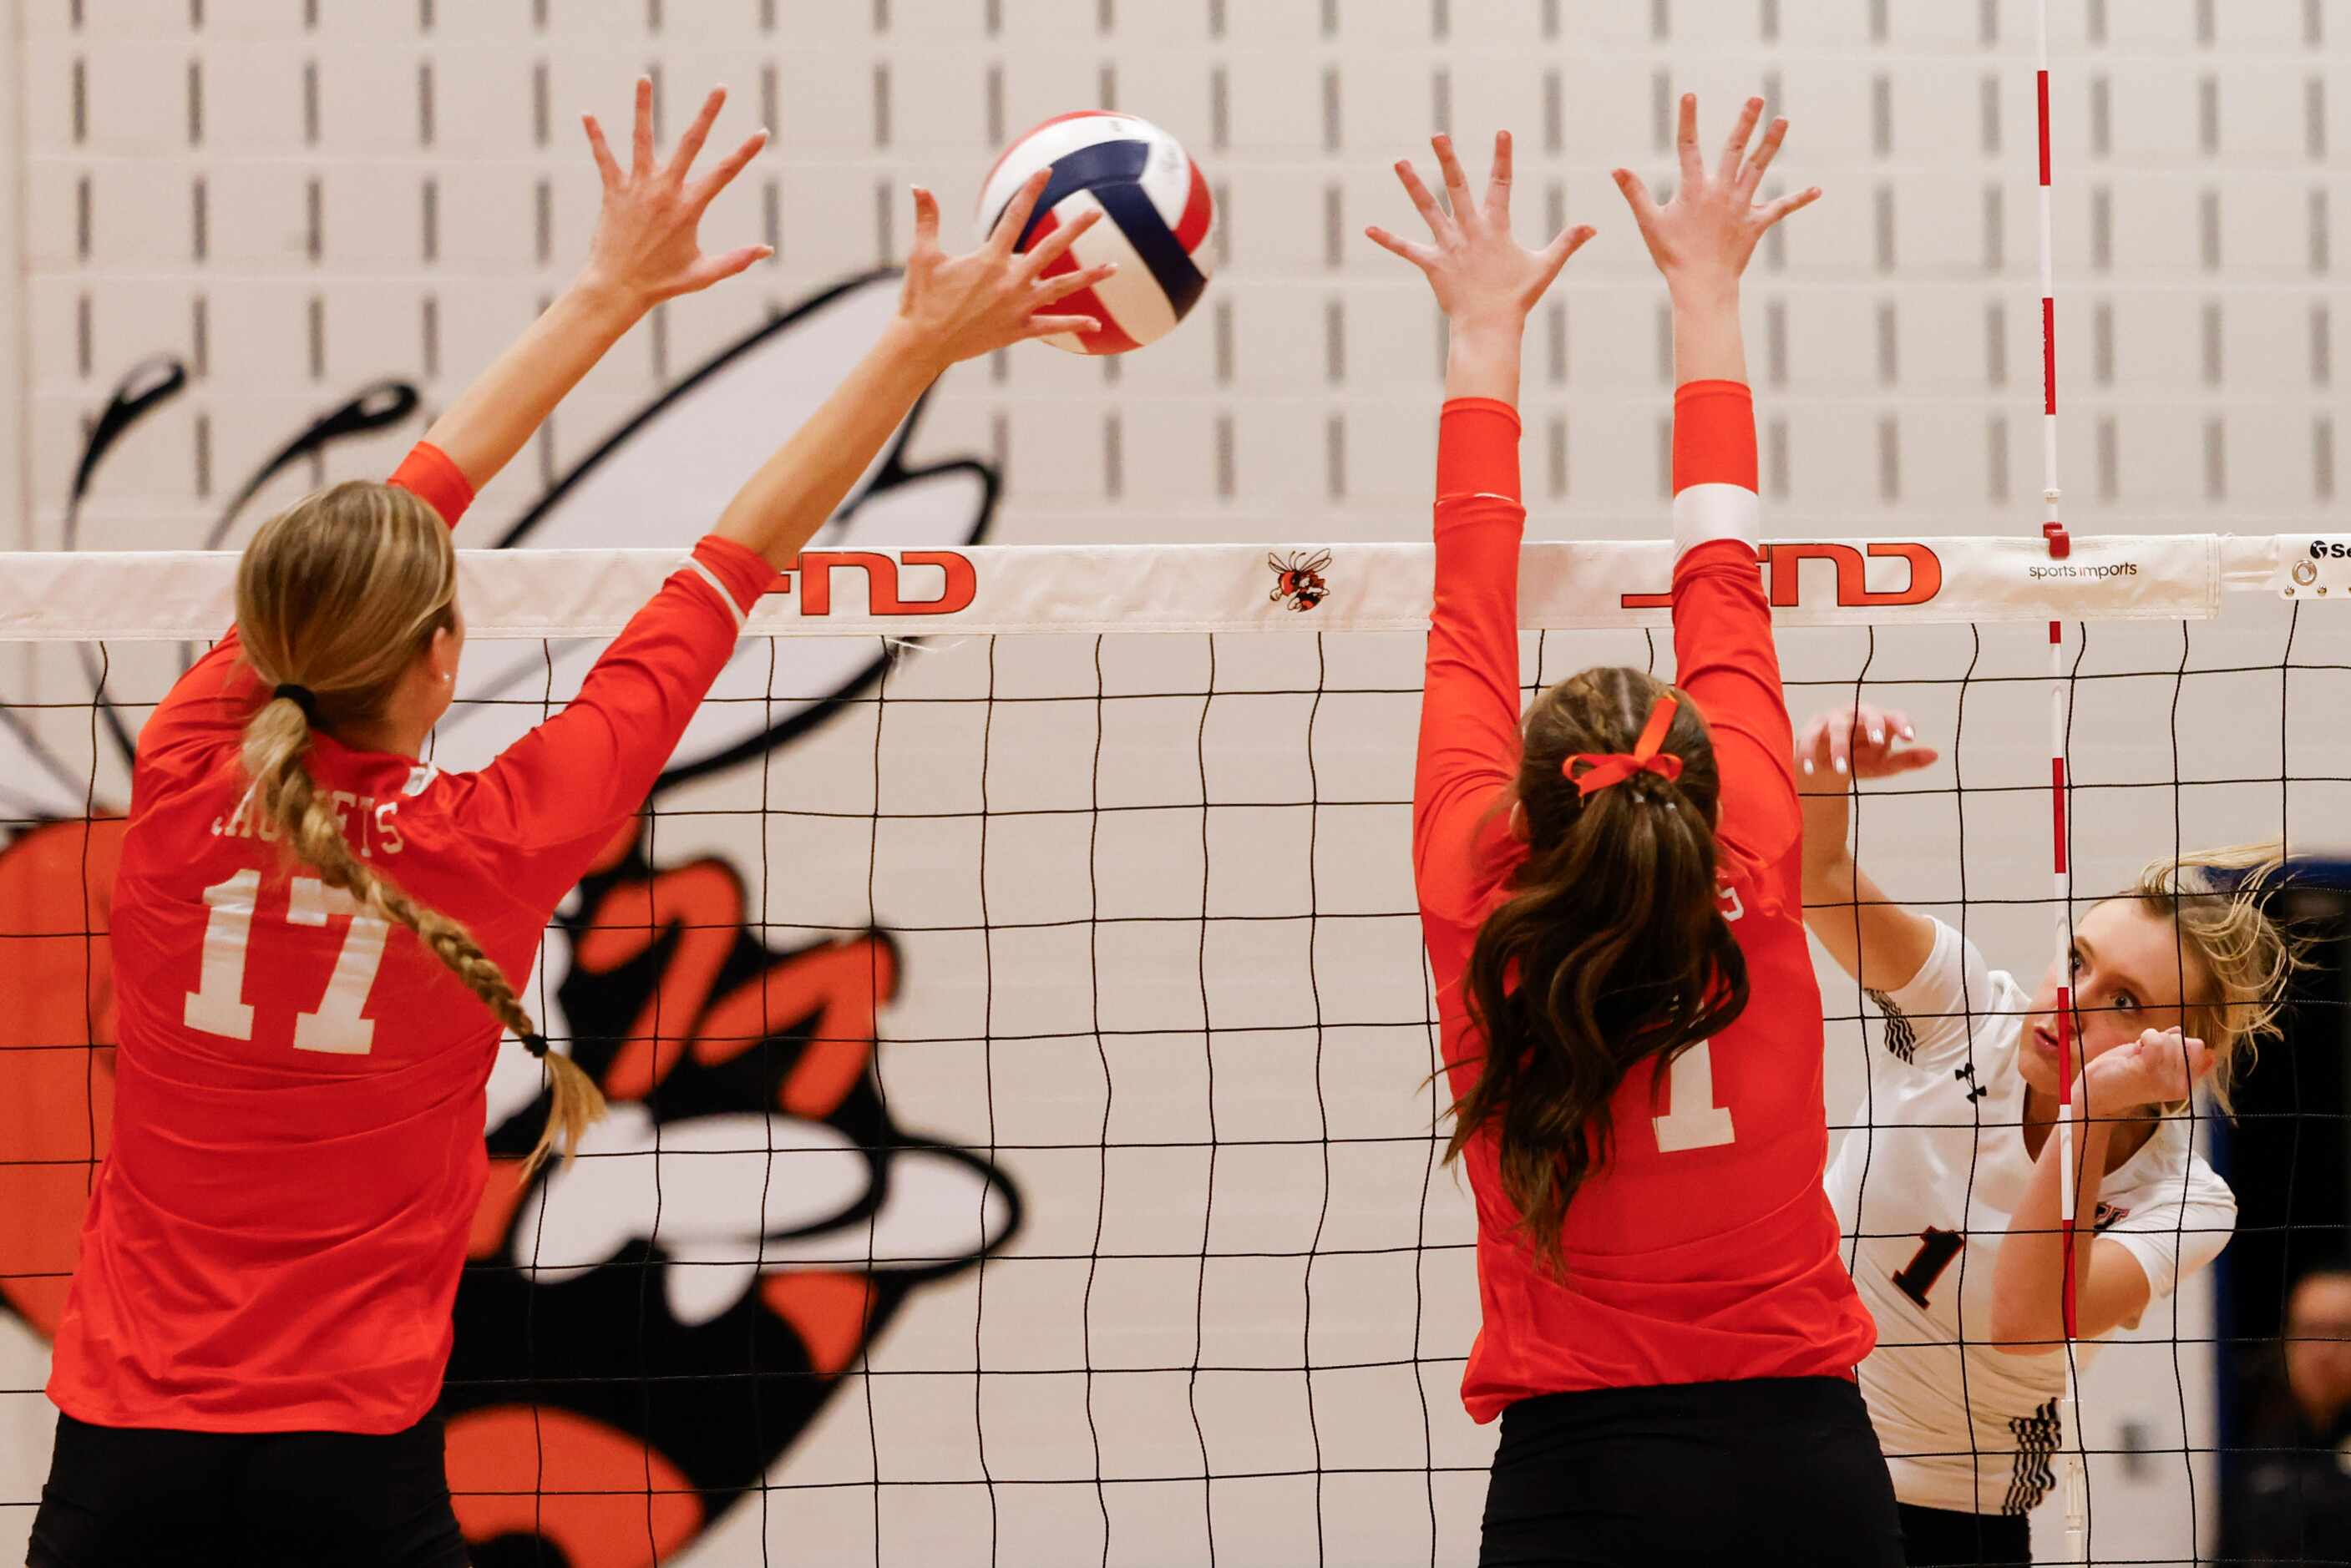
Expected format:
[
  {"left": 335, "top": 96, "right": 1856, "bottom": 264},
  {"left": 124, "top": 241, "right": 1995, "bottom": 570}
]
[
  {"left": 522, "top": 1032, "right": 550, "bottom": 1059},
  {"left": 271, "top": 683, "right": 318, "bottom": 721}
]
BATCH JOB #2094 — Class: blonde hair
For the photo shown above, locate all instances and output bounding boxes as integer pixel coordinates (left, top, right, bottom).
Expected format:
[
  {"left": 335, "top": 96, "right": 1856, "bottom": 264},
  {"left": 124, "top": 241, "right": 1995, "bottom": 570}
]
[
  {"left": 236, "top": 480, "right": 604, "bottom": 1178},
  {"left": 2106, "top": 839, "right": 2308, "bottom": 1116}
]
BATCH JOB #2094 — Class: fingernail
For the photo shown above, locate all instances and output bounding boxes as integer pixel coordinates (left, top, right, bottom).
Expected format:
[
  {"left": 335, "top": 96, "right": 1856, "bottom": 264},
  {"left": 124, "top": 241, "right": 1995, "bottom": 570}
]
[
  {"left": 1832, "top": 757, "right": 1848, "bottom": 774},
  {"left": 1801, "top": 758, "right": 1815, "bottom": 775},
  {"left": 1902, "top": 725, "right": 1916, "bottom": 739}
]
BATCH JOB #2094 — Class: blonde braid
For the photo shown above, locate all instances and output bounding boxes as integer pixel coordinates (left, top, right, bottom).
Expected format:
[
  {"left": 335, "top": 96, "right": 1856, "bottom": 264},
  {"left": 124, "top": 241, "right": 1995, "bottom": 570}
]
[{"left": 236, "top": 480, "right": 606, "bottom": 1179}]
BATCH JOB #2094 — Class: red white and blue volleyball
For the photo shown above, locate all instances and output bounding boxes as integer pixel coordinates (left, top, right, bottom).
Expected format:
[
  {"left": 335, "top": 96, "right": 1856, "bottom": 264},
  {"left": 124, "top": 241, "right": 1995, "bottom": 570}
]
[{"left": 978, "top": 111, "right": 1215, "bottom": 356}]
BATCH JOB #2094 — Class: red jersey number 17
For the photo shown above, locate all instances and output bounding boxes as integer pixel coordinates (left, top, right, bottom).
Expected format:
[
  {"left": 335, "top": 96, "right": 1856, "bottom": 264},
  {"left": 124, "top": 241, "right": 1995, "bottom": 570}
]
[{"left": 184, "top": 870, "right": 387, "bottom": 1055}]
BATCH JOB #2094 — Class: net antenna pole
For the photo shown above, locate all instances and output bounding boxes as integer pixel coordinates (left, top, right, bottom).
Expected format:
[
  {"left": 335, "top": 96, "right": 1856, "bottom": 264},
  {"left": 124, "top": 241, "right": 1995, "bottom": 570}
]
[{"left": 2036, "top": 2, "right": 2090, "bottom": 1560}]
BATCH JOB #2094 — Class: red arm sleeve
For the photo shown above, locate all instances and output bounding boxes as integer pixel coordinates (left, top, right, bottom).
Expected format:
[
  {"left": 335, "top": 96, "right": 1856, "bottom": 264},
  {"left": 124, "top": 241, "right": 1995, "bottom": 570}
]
[
  {"left": 136, "top": 443, "right": 477, "bottom": 768},
  {"left": 387, "top": 441, "right": 474, "bottom": 529},
  {"left": 465, "top": 534, "right": 777, "bottom": 901},
  {"left": 1413, "top": 397, "right": 1527, "bottom": 929},
  {"left": 1667, "top": 381, "right": 1799, "bottom": 888}
]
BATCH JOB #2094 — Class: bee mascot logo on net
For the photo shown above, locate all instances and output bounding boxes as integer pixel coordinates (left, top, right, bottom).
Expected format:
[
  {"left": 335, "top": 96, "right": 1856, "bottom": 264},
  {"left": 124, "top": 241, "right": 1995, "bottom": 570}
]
[{"left": 0, "top": 271, "right": 1021, "bottom": 1568}]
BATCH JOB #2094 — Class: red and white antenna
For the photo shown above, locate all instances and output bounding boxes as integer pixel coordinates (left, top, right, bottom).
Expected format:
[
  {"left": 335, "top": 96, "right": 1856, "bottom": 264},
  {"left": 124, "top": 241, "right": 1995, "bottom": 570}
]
[{"left": 2036, "top": 0, "right": 2091, "bottom": 1558}]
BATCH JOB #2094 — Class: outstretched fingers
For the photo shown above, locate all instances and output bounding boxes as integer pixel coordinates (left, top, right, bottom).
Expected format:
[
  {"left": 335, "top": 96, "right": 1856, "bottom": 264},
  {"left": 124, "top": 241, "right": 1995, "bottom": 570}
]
[
  {"left": 666, "top": 86, "right": 727, "bottom": 185},
  {"left": 581, "top": 113, "right": 623, "bottom": 190},
  {"left": 1613, "top": 167, "right": 1663, "bottom": 231},
  {"left": 1534, "top": 224, "right": 1598, "bottom": 291},
  {"left": 682, "top": 243, "right": 775, "bottom": 291},
  {"left": 1025, "top": 312, "right": 1103, "bottom": 341},
  {"left": 1364, "top": 224, "right": 1439, "bottom": 271},
  {"left": 1755, "top": 184, "right": 1823, "bottom": 230},
  {"left": 1482, "top": 129, "right": 1514, "bottom": 221},
  {"left": 909, "top": 185, "right": 944, "bottom": 260},
  {"left": 630, "top": 76, "right": 656, "bottom": 180},
  {"left": 989, "top": 167, "right": 1053, "bottom": 256},
  {"left": 1034, "top": 261, "right": 1117, "bottom": 307},
  {"left": 1717, "top": 97, "right": 1764, "bottom": 187},
  {"left": 1393, "top": 159, "right": 1452, "bottom": 242},
  {"left": 1431, "top": 134, "right": 1476, "bottom": 225},
  {"left": 1015, "top": 206, "right": 1104, "bottom": 281},
  {"left": 1738, "top": 115, "right": 1791, "bottom": 200},
  {"left": 1675, "top": 93, "right": 1703, "bottom": 190},
  {"left": 687, "top": 128, "right": 770, "bottom": 212}
]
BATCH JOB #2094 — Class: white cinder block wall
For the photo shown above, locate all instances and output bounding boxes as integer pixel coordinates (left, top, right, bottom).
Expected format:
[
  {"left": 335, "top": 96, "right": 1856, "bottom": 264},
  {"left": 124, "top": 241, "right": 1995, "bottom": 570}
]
[{"left": 5, "top": 3, "right": 2349, "bottom": 1564}]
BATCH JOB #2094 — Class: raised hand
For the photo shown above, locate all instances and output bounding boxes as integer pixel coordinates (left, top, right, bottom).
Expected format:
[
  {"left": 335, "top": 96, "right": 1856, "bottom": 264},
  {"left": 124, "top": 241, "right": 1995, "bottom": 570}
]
[
  {"left": 1795, "top": 705, "right": 1940, "bottom": 794},
  {"left": 1367, "top": 130, "right": 1595, "bottom": 331},
  {"left": 2084, "top": 1027, "right": 2215, "bottom": 1112},
  {"left": 1615, "top": 94, "right": 1820, "bottom": 300},
  {"left": 579, "top": 78, "right": 773, "bottom": 310},
  {"left": 891, "top": 169, "right": 1115, "bottom": 369}
]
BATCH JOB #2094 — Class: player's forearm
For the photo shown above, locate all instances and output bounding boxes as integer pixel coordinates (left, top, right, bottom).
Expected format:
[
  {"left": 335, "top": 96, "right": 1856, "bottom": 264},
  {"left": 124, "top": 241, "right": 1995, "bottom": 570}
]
[
  {"left": 1445, "top": 316, "right": 1526, "bottom": 407},
  {"left": 421, "top": 280, "right": 645, "bottom": 495},
  {"left": 710, "top": 321, "right": 945, "bottom": 569},
  {"left": 1671, "top": 283, "right": 1748, "bottom": 387},
  {"left": 1796, "top": 827, "right": 1871, "bottom": 983},
  {"left": 1990, "top": 1100, "right": 2114, "bottom": 1355},
  {"left": 1799, "top": 791, "right": 1852, "bottom": 892}
]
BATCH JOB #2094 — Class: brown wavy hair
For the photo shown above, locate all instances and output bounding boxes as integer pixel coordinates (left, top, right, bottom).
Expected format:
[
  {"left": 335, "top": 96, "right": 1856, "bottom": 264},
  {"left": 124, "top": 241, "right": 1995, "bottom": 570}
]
[
  {"left": 235, "top": 480, "right": 605, "bottom": 1177},
  {"left": 1451, "top": 665, "right": 1749, "bottom": 1276}
]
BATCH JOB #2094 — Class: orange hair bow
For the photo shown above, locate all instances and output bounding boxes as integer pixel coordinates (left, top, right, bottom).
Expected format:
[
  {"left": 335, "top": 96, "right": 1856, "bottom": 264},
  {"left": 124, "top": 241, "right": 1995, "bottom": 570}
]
[{"left": 1563, "top": 695, "right": 1684, "bottom": 798}]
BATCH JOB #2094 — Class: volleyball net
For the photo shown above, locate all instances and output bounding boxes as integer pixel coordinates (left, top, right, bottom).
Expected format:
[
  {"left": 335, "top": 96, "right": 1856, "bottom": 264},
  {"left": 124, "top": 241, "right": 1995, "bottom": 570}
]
[{"left": 3, "top": 534, "right": 2349, "bottom": 1565}]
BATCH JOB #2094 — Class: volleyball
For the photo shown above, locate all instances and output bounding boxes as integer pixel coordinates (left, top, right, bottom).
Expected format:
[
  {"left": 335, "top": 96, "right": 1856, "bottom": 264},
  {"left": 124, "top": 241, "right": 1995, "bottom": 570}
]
[{"left": 976, "top": 110, "right": 1214, "bottom": 355}]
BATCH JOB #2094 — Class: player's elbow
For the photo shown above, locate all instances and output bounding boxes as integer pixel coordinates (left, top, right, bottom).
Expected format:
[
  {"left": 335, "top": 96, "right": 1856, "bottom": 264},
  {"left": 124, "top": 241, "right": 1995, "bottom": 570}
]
[{"left": 1986, "top": 1300, "right": 2061, "bottom": 1357}]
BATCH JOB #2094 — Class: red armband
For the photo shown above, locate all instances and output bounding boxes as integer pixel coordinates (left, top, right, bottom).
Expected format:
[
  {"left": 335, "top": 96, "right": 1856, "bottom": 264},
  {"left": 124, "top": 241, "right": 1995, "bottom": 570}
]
[
  {"left": 687, "top": 535, "right": 779, "bottom": 618},
  {"left": 387, "top": 442, "right": 474, "bottom": 529},
  {"left": 1670, "top": 380, "right": 1758, "bottom": 555}
]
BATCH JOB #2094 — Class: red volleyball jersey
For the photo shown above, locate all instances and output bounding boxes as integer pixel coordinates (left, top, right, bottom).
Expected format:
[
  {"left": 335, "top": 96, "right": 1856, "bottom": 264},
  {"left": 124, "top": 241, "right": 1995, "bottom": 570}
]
[
  {"left": 1413, "top": 387, "right": 1875, "bottom": 1422},
  {"left": 47, "top": 443, "right": 776, "bottom": 1434}
]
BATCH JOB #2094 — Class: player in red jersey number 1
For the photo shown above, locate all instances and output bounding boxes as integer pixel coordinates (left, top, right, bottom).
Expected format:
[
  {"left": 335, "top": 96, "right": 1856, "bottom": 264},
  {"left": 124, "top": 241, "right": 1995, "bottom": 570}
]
[{"left": 1371, "top": 99, "right": 1903, "bottom": 1564}]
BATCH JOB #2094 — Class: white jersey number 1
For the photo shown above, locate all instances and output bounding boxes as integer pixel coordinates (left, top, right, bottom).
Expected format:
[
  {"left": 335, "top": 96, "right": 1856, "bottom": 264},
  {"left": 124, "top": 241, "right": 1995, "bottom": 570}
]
[
  {"left": 1652, "top": 1039, "right": 1736, "bottom": 1152},
  {"left": 184, "top": 870, "right": 386, "bottom": 1055}
]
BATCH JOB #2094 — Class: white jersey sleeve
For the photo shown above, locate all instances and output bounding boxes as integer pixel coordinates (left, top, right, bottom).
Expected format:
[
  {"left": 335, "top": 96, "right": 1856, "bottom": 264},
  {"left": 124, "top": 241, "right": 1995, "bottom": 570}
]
[
  {"left": 2100, "top": 1155, "right": 2237, "bottom": 1325},
  {"left": 1863, "top": 916, "right": 2014, "bottom": 1078}
]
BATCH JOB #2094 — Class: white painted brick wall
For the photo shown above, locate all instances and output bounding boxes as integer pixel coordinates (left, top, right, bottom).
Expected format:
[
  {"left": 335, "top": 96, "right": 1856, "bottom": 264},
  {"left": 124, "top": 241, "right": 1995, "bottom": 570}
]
[{"left": 8, "top": 4, "right": 2351, "bottom": 1564}]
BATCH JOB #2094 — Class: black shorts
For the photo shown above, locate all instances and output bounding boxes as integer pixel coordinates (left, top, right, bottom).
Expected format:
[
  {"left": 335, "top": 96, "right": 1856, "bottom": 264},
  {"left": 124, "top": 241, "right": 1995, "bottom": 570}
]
[
  {"left": 1895, "top": 1500, "right": 2032, "bottom": 1565},
  {"left": 1480, "top": 1374, "right": 1906, "bottom": 1567},
  {"left": 28, "top": 1409, "right": 469, "bottom": 1568}
]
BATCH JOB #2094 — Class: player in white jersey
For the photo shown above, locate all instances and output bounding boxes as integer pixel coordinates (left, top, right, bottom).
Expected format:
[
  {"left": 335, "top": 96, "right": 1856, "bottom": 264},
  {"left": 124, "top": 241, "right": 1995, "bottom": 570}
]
[{"left": 1796, "top": 704, "right": 2303, "bottom": 1565}]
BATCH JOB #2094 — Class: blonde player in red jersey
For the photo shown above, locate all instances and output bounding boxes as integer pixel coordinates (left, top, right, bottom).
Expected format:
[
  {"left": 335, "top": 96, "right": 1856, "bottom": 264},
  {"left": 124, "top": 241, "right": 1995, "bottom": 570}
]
[
  {"left": 1368, "top": 96, "right": 1903, "bottom": 1565},
  {"left": 28, "top": 80, "right": 1113, "bottom": 1568}
]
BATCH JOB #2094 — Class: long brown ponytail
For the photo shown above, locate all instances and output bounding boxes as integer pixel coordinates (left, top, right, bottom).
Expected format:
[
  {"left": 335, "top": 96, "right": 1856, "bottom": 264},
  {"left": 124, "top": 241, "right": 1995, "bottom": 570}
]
[
  {"left": 1451, "top": 665, "right": 1748, "bottom": 1277},
  {"left": 236, "top": 480, "right": 604, "bottom": 1178}
]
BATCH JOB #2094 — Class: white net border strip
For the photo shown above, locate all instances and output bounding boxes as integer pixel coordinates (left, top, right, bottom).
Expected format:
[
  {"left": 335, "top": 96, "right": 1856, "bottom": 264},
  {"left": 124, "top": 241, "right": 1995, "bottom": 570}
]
[{"left": 1, "top": 534, "right": 2342, "bottom": 643}]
